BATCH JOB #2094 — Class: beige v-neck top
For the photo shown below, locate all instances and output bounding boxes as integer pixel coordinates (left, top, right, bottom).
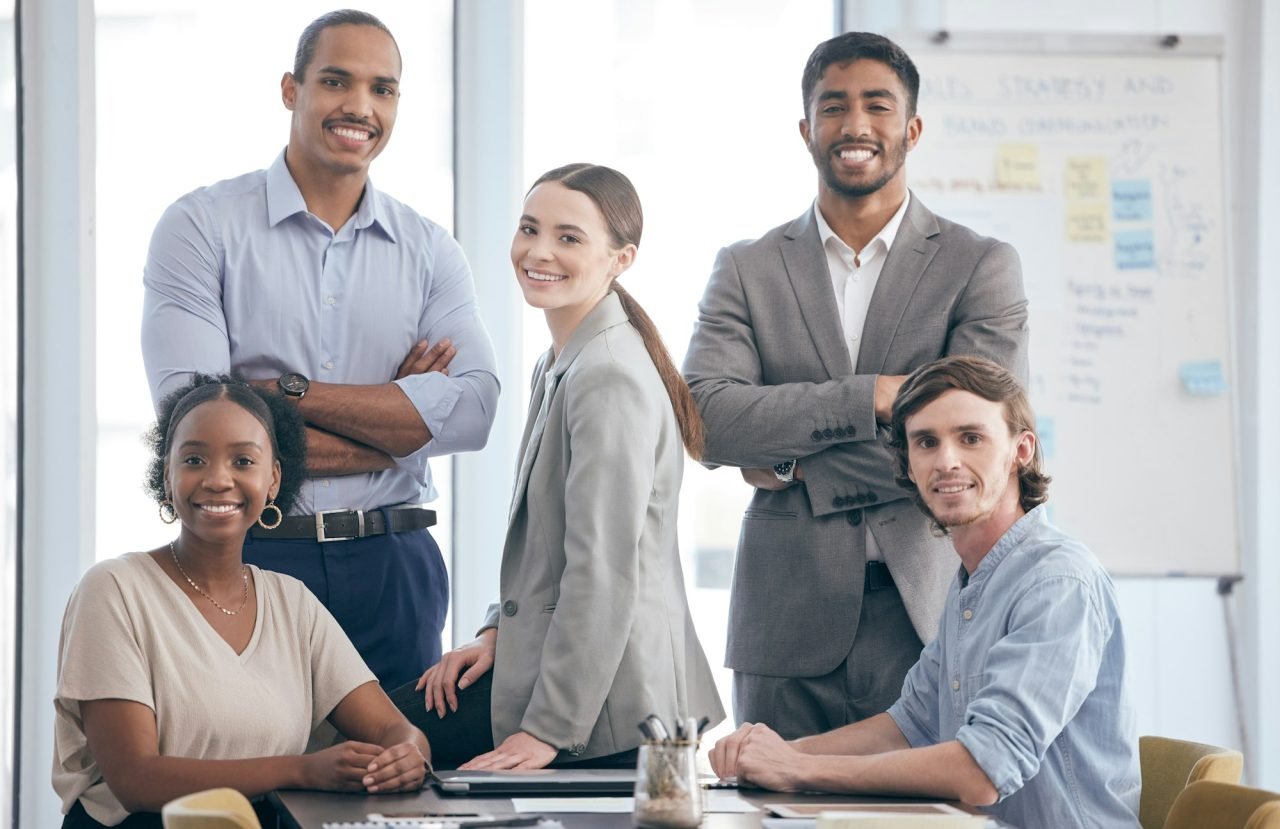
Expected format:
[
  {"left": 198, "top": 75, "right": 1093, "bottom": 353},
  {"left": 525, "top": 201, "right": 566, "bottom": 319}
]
[{"left": 53, "top": 552, "right": 375, "bottom": 826}]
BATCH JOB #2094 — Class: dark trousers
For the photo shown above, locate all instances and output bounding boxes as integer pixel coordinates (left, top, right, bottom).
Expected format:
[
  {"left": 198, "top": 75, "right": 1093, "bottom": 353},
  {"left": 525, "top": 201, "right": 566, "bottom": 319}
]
[
  {"left": 733, "top": 580, "right": 924, "bottom": 740},
  {"left": 244, "top": 527, "right": 448, "bottom": 689},
  {"left": 389, "top": 672, "right": 638, "bottom": 770},
  {"left": 62, "top": 798, "right": 277, "bottom": 829}
]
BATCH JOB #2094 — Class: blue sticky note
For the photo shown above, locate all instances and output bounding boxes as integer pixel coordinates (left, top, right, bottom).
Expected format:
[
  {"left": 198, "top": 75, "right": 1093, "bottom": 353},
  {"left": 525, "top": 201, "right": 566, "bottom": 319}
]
[
  {"left": 1036, "top": 415, "right": 1055, "bottom": 459},
  {"left": 1180, "top": 360, "right": 1227, "bottom": 396},
  {"left": 1114, "top": 230, "right": 1155, "bottom": 269},
  {"left": 1112, "top": 179, "right": 1153, "bottom": 221}
]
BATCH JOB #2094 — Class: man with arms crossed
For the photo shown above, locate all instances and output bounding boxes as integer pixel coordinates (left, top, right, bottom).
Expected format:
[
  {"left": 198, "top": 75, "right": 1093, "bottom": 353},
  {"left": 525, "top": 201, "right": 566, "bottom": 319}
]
[
  {"left": 683, "top": 32, "right": 1028, "bottom": 736},
  {"left": 711, "top": 356, "right": 1140, "bottom": 829},
  {"left": 142, "top": 10, "right": 498, "bottom": 689}
]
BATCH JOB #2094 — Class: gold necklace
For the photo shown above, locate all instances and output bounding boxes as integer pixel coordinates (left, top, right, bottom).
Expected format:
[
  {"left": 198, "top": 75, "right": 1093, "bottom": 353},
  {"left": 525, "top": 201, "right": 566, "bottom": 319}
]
[{"left": 169, "top": 541, "right": 250, "bottom": 616}]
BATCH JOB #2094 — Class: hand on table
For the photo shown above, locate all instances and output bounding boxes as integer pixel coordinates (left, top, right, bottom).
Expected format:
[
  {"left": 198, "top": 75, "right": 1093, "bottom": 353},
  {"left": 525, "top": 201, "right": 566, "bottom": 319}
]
[
  {"left": 459, "top": 732, "right": 557, "bottom": 770},
  {"left": 302, "top": 739, "right": 426, "bottom": 793},
  {"left": 709, "top": 723, "right": 807, "bottom": 792}
]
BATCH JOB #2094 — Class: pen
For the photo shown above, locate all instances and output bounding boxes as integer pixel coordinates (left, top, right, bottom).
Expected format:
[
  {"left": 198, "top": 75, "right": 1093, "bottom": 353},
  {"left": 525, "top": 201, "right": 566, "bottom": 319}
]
[{"left": 644, "top": 713, "right": 670, "bottom": 741}]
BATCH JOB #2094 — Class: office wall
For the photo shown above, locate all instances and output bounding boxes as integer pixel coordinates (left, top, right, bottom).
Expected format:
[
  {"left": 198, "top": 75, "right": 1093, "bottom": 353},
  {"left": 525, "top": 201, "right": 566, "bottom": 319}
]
[{"left": 842, "top": 0, "right": 1280, "bottom": 787}]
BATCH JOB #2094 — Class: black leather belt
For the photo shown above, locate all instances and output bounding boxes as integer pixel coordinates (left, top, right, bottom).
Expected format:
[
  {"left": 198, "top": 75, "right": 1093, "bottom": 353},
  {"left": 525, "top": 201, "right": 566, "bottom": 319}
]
[
  {"left": 864, "top": 560, "right": 896, "bottom": 592},
  {"left": 250, "top": 505, "right": 437, "bottom": 542}
]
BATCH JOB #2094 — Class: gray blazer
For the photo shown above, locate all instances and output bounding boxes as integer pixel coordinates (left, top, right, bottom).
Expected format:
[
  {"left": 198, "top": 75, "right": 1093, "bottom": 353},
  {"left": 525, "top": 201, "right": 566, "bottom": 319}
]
[
  {"left": 683, "top": 196, "right": 1029, "bottom": 677},
  {"left": 482, "top": 292, "right": 724, "bottom": 760}
]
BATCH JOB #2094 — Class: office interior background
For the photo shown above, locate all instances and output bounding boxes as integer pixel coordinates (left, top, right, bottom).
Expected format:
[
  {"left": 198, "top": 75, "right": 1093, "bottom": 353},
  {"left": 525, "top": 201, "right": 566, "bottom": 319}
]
[{"left": 2, "top": 0, "right": 1278, "bottom": 825}]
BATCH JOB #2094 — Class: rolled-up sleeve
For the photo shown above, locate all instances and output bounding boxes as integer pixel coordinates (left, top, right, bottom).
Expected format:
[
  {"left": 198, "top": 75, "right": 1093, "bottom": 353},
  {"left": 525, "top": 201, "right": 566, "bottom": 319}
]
[
  {"left": 141, "top": 194, "right": 232, "bottom": 409},
  {"left": 392, "top": 232, "right": 499, "bottom": 477},
  {"left": 954, "top": 576, "right": 1110, "bottom": 800}
]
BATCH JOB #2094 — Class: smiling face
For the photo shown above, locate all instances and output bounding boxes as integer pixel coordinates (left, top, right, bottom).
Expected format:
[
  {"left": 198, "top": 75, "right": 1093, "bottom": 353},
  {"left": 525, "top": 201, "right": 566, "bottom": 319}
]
[
  {"left": 510, "top": 181, "right": 636, "bottom": 343},
  {"left": 904, "top": 389, "right": 1034, "bottom": 542},
  {"left": 281, "top": 23, "right": 401, "bottom": 182},
  {"left": 799, "top": 58, "right": 921, "bottom": 203},
  {"left": 165, "top": 399, "right": 281, "bottom": 548}
]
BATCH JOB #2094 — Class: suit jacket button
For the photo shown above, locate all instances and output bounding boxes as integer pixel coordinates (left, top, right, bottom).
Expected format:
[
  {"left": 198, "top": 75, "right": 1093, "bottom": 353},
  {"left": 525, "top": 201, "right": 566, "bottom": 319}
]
[
  {"left": 811, "top": 430, "right": 823, "bottom": 441},
  {"left": 502, "top": 600, "right": 518, "bottom": 616},
  {"left": 570, "top": 743, "right": 586, "bottom": 756},
  {"left": 867, "top": 491, "right": 878, "bottom": 503},
  {"left": 823, "top": 428, "right": 834, "bottom": 439},
  {"left": 846, "top": 424, "right": 856, "bottom": 436},
  {"left": 833, "top": 496, "right": 845, "bottom": 508},
  {"left": 834, "top": 426, "right": 846, "bottom": 437},
  {"left": 854, "top": 493, "right": 866, "bottom": 505},
  {"left": 847, "top": 509, "right": 863, "bottom": 526}
]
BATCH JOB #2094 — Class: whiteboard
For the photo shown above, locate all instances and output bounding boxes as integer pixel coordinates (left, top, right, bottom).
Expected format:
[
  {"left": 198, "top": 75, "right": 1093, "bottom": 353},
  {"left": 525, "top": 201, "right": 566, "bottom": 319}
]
[{"left": 903, "top": 40, "right": 1238, "bottom": 576}]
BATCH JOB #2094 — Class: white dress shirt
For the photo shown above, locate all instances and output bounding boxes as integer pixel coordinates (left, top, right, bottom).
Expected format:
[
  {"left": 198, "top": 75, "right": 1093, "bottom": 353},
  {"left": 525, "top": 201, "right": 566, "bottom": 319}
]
[{"left": 811, "top": 194, "right": 911, "bottom": 560}]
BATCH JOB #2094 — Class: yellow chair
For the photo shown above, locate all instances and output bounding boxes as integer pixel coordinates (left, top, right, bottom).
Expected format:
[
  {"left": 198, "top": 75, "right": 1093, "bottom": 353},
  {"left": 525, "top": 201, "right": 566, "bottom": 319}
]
[
  {"left": 1165, "top": 780, "right": 1280, "bottom": 829},
  {"left": 1248, "top": 801, "right": 1280, "bottom": 829},
  {"left": 160, "top": 787, "right": 262, "bottom": 829},
  {"left": 1139, "top": 735, "right": 1244, "bottom": 829}
]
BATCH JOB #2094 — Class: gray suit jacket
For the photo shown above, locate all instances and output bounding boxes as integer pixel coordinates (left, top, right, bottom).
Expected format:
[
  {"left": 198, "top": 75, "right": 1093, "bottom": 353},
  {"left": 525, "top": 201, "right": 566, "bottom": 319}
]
[
  {"left": 683, "top": 195, "right": 1029, "bottom": 677},
  {"left": 482, "top": 293, "right": 724, "bottom": 760}
]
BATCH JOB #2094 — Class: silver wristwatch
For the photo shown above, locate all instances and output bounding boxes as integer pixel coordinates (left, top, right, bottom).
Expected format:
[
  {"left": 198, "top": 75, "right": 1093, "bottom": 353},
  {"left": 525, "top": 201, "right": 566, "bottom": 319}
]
[{"left": 773, "top": 459, "right": 797, "bottom": 484}]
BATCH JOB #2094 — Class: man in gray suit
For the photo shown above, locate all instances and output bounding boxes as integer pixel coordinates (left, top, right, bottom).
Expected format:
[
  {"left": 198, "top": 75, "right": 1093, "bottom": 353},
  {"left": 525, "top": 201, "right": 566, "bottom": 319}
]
[{"left": 683, "top": 31, "right": 1029, "bottom": 738}]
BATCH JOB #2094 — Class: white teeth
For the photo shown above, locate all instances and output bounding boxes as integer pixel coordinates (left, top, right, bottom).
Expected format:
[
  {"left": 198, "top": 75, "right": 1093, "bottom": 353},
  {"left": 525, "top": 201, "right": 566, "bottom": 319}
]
[
  {"left": 331, "top": 126, "right": 371, "bottom": 141},
  {"left": 199, "top": 504, "right": 241, "bottom": 514},
  {"left": 526, "top": 270, "right": 567, "bottom": 282},
  {"left": 935, "top": 484, "right": 971, "bottom": 494},
  {"left": 840, "top": 148, "right": 874, "bottom": 162}
]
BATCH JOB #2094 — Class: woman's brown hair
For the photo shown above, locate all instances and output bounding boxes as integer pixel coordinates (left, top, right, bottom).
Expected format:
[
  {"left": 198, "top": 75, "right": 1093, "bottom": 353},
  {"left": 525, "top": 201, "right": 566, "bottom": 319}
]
[{"left": 530, "top": 163, "right": 705, "bottom": 459}]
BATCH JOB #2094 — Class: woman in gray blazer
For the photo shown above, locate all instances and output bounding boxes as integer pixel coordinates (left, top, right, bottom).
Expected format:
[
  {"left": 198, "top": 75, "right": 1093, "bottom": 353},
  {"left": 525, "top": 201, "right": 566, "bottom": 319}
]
[{"left": 393, "top": 164, "right": 724, "bottom": 769}]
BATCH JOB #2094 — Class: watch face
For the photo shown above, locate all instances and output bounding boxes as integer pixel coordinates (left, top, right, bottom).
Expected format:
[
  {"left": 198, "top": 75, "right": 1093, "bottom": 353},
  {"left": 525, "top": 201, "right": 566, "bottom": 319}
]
[{"left": 279, "top": 372, "right": 310, "bottom": 396}]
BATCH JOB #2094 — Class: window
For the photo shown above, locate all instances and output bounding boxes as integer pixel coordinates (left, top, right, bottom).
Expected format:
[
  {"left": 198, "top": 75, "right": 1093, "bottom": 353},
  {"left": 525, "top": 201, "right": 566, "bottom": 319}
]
[
  {"left": 94, "top": 3, "right": 455, "bottom": 640},
  {"left": 0, "top": 8, "right": 19, "bottom": 820},
  {"left": 522, "top": 0, "right": 834, "bottom": 732}
]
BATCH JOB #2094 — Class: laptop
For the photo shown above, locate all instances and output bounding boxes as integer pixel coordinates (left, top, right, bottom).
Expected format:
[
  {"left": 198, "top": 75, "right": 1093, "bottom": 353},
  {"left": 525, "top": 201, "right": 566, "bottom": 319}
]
[{"left": 431, "top": 768, "right": 638, "bottom": 796}]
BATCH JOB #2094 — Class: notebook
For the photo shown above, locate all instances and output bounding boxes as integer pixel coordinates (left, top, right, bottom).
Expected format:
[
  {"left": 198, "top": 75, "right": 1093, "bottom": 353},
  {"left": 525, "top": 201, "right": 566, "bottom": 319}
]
[{"left": 431, "top": 768, "right": 638, "bottom": 796}]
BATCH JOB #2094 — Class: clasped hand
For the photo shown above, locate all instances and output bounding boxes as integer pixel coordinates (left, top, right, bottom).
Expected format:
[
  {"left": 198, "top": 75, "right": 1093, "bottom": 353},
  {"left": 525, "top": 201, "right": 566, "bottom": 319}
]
[
  {"left": 304, "top": 739, "right": 428, "bottom": 793},
  {"left": 709, "top": 722, "right": 806, "bottom": 792}
]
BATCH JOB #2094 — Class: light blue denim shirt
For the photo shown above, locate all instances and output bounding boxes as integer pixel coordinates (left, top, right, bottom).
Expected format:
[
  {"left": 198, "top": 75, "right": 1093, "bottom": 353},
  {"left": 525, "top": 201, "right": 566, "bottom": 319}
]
[
  {"left": 142, "top": 150, "right": 499, "bottom": 513},
  {"left": 887, "top": 506, "right": 1140, "bottom": 829}
]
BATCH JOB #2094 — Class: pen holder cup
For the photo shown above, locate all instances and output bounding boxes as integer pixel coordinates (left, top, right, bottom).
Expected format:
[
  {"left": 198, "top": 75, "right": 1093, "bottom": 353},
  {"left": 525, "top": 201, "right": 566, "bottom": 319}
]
[{"left": 633, "top": 740, "right": 703, "bottom": 828}]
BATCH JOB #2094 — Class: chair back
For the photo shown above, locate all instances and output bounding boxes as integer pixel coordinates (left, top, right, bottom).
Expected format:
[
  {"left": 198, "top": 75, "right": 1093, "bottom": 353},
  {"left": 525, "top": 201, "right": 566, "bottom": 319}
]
[
  {"left": 1139, "top": 734, "right": 1243, "bottom": 829},
  {"left": 161, "top": 787, "right": 262, "bottom": 829},
  {"left": 1165, "top": 780, "right": 1280, "bottom": 829},
  {"left": 1248, "top": 801, "right": 1280, "bottom": 829}
]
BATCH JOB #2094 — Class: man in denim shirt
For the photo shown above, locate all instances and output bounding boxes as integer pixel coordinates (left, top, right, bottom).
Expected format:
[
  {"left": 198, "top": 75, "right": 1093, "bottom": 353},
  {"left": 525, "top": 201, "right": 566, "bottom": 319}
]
[{"left": 710, "top": 356, "right": 1140, "bottom": 828}]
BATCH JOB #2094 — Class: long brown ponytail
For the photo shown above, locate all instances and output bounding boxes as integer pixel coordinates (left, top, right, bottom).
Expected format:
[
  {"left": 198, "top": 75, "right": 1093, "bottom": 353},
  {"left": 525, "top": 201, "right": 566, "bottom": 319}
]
[{"left": 529, "top": 163, "right": 706, "bottom": 460}]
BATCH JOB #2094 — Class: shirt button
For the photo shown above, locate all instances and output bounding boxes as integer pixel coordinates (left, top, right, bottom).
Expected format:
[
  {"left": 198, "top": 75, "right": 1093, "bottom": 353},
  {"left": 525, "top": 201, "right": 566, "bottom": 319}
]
[
  {"left": 323, "top": 360, "right": 334, "bottom": 370},
  {"left": 325, "top": 296, "right": 336, "bottom": 305},
  {"left": 963, "top": 609, "right": 973, "bottom": 620},
  {"left": 952, "top": 679, "right": 961, "bottom": 691},
  {"left": 502, "top": 600, "right": 518, "bottom": 617}
]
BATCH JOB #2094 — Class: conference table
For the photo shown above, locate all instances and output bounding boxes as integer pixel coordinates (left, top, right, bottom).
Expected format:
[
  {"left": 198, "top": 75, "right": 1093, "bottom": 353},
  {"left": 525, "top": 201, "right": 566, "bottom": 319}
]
[{"left": 270, "top": 786, "right": 1019, "bottom": 828}]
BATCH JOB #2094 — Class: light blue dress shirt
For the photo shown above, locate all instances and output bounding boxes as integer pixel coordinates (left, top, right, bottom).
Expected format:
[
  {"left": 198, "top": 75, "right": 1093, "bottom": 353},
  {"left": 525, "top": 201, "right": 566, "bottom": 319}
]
[
  {"left": 887, "top": 506, "right": 1141, "bottom": 829},
  {"left": 142, "top": 150, "right": 499, "bottom": 514}
]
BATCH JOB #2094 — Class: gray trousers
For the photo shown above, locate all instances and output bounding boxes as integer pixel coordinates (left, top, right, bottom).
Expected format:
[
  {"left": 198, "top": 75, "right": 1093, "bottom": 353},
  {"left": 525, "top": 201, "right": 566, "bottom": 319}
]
[{"left": 732, "top": 582, "right": 923, "bottom": 740}]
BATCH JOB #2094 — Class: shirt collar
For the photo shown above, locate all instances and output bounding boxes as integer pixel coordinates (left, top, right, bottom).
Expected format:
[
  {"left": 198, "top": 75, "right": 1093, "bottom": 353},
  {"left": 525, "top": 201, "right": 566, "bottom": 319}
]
[
  {"left": 265, "top": 149, "right": 396, "bottom": 243},
  {"left": 813, "top": 191, "right": 912, "bottom": 260},
  {"left": 965, "top": 504, "right": 1050, "bottom": 587}
]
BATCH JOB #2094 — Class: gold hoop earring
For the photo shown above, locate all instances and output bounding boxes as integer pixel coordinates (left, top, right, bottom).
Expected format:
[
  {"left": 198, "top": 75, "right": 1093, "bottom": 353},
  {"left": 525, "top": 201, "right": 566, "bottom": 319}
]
[
  {"left": 159, "top": 499, "right": 178, "bottom": 524},
  {"left": 258, "top": 500, "right": 283, "bottom": 530}
]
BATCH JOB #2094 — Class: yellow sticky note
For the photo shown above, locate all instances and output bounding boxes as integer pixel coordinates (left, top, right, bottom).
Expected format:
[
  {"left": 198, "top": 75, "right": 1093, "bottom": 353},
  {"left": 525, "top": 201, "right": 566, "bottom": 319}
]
[
  {"left": 1066, "top": 202, "right": 1108, "bottom": 243},
  {"left": 1065, "top": 157, "right": 1107, "bottom": 200},
  {"left": 996, "top": 144, "right": 1040, "bottom": 189}
]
